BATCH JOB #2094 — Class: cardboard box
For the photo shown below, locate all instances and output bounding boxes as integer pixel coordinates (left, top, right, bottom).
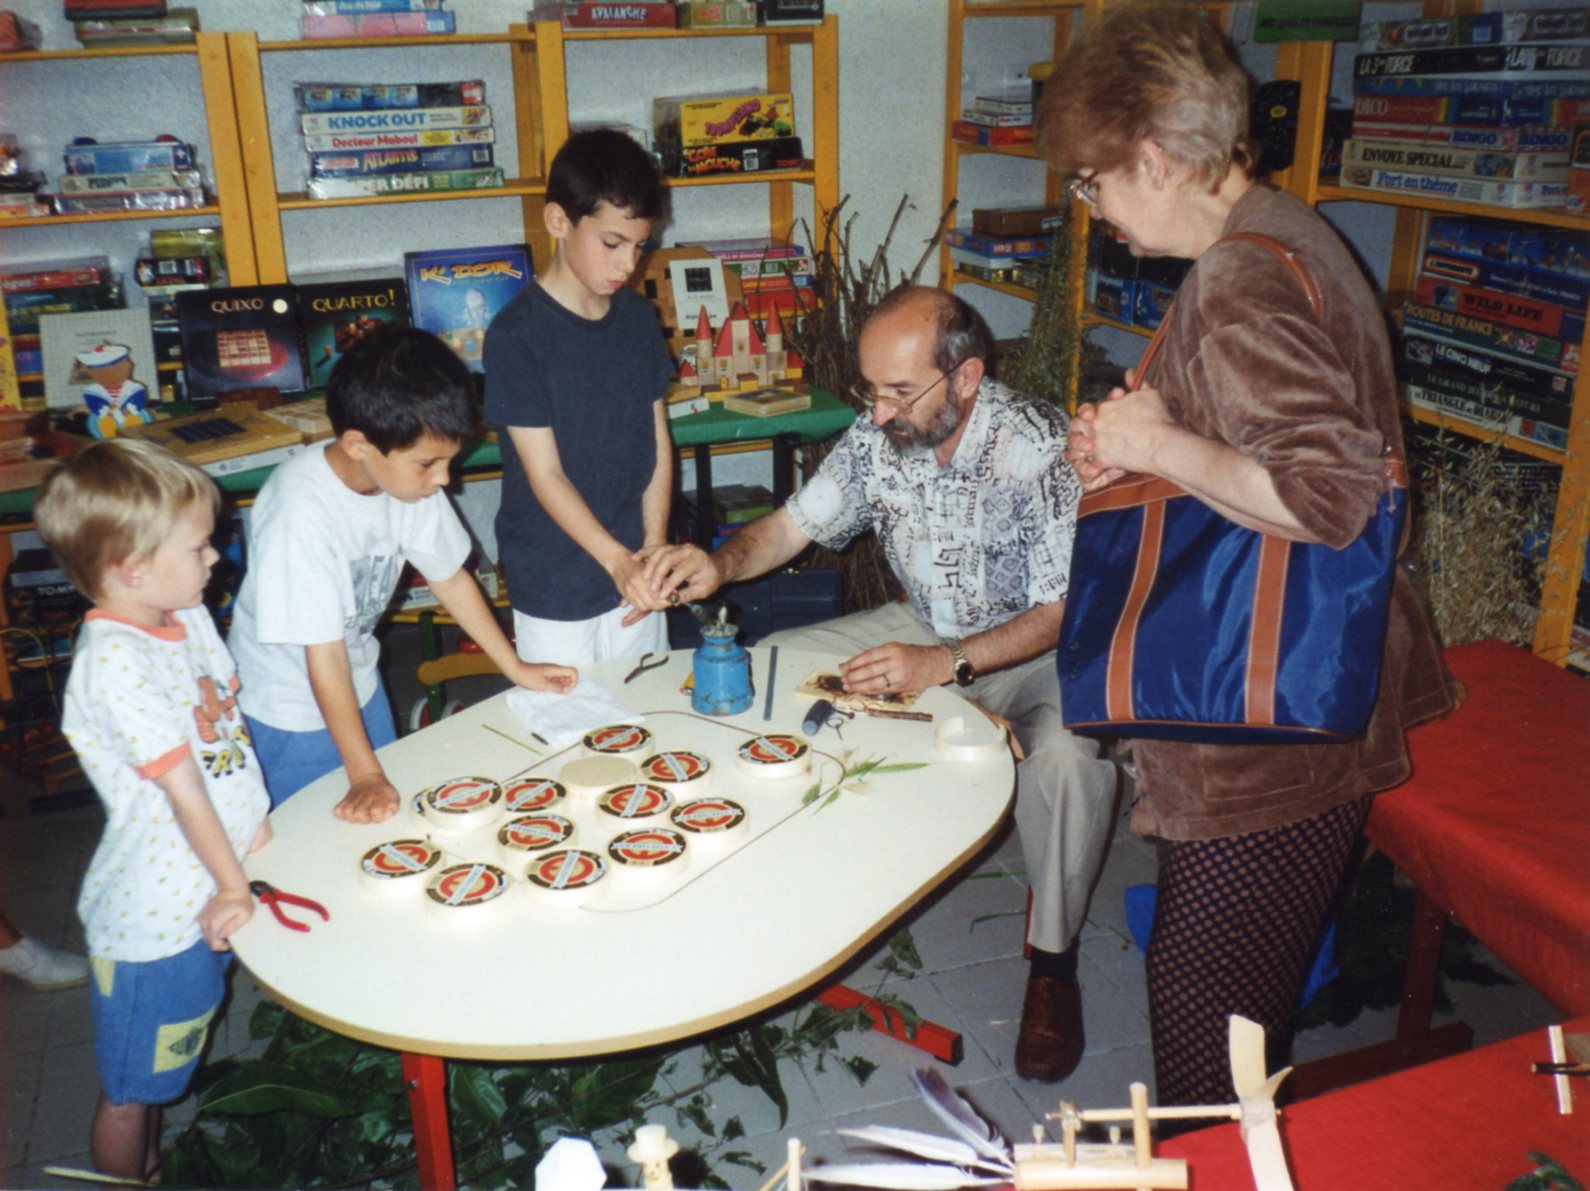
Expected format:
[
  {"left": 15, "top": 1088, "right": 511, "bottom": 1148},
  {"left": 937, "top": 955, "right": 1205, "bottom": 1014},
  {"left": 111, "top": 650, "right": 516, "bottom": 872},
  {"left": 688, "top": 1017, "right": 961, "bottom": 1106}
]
[
  {"left": 533, "top": 1, "right": 676, "bottom": 30},
  {"left": 677, "top": 1, "right": 755, "bottom": 27},
  {"left": 972, "top": 205, "right": 1062, "bottom": 237},
  {"left": 661, "top": 136, "right": 803, "bottom": 178},
  {"left": 653, "top": 90, "right": 795, "bottom": 148}
]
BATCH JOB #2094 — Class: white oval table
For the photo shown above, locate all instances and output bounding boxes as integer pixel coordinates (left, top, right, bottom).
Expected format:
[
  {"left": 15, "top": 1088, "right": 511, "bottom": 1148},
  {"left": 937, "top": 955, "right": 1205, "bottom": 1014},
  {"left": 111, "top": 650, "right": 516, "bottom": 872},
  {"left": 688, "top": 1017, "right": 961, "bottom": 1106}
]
[{"left": 234, "top": 647, "right": 1015, "bottom": 1189}]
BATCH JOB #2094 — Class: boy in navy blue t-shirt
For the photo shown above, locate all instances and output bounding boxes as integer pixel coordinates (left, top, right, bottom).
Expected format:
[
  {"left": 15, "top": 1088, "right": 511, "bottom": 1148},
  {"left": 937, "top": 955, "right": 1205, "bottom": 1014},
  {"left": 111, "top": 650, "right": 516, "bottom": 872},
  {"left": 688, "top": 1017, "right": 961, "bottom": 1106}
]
[{"left": 484, "top": 129, "right": 675, "bottom": 664}]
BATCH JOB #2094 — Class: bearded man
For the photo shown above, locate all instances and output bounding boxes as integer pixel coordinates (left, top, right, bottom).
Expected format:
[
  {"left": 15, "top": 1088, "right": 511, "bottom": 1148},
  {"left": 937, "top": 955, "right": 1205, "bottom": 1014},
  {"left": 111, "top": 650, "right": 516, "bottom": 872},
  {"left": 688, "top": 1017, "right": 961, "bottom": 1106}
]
[{"left": 641, "top": 285, "right": 1117, "bottom": 1083}]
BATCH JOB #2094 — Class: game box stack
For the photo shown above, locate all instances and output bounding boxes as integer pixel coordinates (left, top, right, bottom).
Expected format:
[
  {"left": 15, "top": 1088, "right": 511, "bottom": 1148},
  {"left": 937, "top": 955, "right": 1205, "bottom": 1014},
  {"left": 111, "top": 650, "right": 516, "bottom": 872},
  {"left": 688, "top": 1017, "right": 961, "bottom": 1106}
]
[
  {"left": 298, "top": 79, "right": 501, "bottom": 199},
  {"left": 138, "top": 227, "right": 228, "bottom": 402},
  {"left": 1401, "top": 216, "right": 1587, "bottom": 450},
  {"left": 0, "top": 134, "right": 50, "bottom": 220},
  {"left": 952, "top": 90, "right": 1034, "bottom": 149},
  {"left": 653, "top": 89, "right": 803, "bottom": 180},
  {"left": 944, "top": 225, "right": 1053, "bottom": 287},
  {"left": 1, "top": 256, "right": 125, "bottom": 413},
  {"left": 54, "top": 135, "right": 207, "bottom": 216},
  {"left": 1341, "top": 6, "right": 1590, "bottom": 211},
  {"left": 404, "top": 243, "right": 532, "bottom": 373},
  {"left": 301, "top": 0, "right": 455, "bottom": 40},
  {"left": 69, "top": 0, "right": 199, "bottom": 47},
  {"left": 690, "top": 237, "right": 813, "bottom": 322},
  {"left": 1084, "top": 223, "right": 1191, "bottom": 332}
]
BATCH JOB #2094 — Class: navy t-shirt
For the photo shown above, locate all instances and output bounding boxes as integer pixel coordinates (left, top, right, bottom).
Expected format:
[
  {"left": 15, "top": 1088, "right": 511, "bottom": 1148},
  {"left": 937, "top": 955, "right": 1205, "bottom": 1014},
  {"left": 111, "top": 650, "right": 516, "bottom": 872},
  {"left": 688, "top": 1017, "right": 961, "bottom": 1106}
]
[{"left": 484, "top": 281, "right": 673, "bottom": 620}]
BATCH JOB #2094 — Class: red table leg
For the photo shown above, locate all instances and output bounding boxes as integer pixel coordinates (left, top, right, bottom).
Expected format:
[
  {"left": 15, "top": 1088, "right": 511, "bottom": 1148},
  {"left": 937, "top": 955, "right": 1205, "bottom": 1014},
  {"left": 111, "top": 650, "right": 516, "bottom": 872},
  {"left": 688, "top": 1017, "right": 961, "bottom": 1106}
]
[{"left": 402, "top": 1052, "right": 456, "bottom": 1191}]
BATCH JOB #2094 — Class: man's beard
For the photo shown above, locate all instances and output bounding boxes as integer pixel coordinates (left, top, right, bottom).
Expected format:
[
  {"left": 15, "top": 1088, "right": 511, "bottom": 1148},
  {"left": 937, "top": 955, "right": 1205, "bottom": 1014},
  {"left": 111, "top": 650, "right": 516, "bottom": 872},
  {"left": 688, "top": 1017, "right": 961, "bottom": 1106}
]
[{"left": 884, "top": 387, "right": 962, "bottom": 452}]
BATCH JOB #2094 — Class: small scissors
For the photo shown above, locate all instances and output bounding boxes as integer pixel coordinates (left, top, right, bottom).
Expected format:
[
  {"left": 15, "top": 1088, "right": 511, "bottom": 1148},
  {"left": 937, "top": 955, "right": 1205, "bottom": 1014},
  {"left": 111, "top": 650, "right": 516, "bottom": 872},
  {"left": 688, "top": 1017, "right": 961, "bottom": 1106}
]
[
  {"left": 249, "top": 881, "right": 329, "bottom": 933},
  {"left": 623, "top": 652, "right": 669, "bottom": 684}
]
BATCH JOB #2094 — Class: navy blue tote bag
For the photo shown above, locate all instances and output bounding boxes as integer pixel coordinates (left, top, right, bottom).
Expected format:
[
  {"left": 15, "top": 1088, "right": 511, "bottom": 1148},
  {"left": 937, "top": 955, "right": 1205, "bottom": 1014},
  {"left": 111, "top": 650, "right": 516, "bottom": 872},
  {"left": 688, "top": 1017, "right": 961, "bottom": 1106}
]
[{"left": 1058, "top": 234, "right": 1405, "bottom": 744}]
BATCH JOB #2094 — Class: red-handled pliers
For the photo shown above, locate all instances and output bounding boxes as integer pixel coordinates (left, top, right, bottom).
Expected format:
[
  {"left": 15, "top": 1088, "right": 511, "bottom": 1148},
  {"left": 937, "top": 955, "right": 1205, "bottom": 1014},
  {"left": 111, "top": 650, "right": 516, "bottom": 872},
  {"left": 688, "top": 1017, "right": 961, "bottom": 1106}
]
[{"left": 249, "top": 880, "right": 329, "bottom": 933}]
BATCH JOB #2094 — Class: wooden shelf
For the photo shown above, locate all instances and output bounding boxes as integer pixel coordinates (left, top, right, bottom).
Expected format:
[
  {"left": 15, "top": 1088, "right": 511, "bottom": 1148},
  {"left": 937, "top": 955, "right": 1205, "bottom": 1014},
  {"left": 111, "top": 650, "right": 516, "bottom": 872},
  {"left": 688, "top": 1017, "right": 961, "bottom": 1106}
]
[
  {"left": 948, "top": 141, "right": 1041, "bottom": 160},
  {"left": 951, "top": 271, "right": 1037, "bottom": 301},
  {"left": 276, "top": 180, "right": 547, "bottom": 211},
  {"left": 1404, "top": 405, "right": 1568, "bottom": 465},
  {"left": 0, "top": 203, "right": 222, "bottom": 229},
  {"left": 0, "top": 43, "right": 198, "bottom": 61},
  {"left": 666, "top": 165, "right": 817, "bottom": 189},
  {"left": 1314, "top": 183, "right": 1590, "bottom": 233},
  {"left": 256, "top": 31, "right": 536, "bottom": 51},
  {"left": 964, "top": 1, "right": 1084, "bottom": 16}
]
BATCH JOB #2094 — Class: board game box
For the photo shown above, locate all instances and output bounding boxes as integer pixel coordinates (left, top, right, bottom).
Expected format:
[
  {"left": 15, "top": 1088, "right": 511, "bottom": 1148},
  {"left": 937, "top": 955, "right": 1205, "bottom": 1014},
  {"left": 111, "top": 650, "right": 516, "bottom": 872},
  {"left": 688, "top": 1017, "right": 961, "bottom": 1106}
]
[
  {"left": 403, "top": 243, "right": 531, "bottom": 373},
  {"left": 176, "top": 285, "right": 307, "bottom": 401},
  {"left": 297, "top": 274, "right": 409, "bottom": 381}
]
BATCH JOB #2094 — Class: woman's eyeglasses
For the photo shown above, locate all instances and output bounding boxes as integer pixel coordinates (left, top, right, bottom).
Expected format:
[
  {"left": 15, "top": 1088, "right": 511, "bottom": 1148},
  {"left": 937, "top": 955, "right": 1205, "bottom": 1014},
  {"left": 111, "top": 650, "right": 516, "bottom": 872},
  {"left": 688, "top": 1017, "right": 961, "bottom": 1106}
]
[{"left": 1065, "top": 171, "right": 1100, "bottom": 211}]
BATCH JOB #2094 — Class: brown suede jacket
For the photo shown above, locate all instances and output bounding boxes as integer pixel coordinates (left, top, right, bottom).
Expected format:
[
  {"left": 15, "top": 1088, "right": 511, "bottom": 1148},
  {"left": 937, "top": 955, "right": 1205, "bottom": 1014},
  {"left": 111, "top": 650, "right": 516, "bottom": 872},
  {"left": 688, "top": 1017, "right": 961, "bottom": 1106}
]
[{"left": 1124, "top": 184, "right": 1455, "bottom": 841}]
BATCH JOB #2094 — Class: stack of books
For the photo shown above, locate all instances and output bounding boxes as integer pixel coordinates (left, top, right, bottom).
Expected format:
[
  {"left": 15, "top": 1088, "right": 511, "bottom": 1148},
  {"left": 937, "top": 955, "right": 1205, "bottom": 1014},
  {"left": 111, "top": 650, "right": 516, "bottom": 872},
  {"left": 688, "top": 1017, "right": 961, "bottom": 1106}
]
[
  {"left": 951, "top": 91, "right": 1034, "bottom": 148},
  {"left": 1342, "top": 7, "right": 1589, "bottom": 210},
  {"left": 300, "top": 0, "right": 455, "bottom": 40},
  {"left": 70, "top": 2, "right": 197, "bottom": 46},
  {"left": 944, "top": 226, "right": 1052, "bottom": 285},
  {"left": 54, "top": 137, "right": 206, "bottom": 216},
  {"left": 689, "top": 237, "right": 813, "bottom": 322},
  {"left": 298, "top": 80, "right": 501, "bottom": 199},
  {"left": 1402, "top": 216, "right": 1586, "bottom": 449},
  {"left": 1, "top": 257, "right": 125, "bottom": 413}
]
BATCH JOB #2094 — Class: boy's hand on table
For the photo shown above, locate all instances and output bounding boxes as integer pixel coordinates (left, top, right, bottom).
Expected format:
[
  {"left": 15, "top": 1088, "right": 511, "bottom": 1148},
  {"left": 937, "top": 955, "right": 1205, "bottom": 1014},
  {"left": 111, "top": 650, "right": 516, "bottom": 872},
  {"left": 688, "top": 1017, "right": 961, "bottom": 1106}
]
[
  {"left": 509, "top": 659, "right": 578, "bottom": 693},
  {"left": 248, "top": 818, "right": 273, "bottom": 854},
  {"left": 335, "top": 774, "right": 400, "bottom": 823},
  {"left": 200, "top": 889, "right": 254, "bottom": 951}
]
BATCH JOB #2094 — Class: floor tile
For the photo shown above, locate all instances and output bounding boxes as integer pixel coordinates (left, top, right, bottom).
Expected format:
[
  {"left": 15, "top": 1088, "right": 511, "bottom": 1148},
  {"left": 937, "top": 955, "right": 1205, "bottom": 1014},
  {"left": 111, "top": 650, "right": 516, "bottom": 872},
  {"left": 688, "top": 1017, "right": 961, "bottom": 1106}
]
[
  {"left": 0, "top": 1047, "right": 42, "bottom": 1170},
  {"left": 23, "top": 1039, "right": 98, "bottom": 1165},
  {"left": 0, "top": 986, "right": 52, "bottom": 1060},
  {"left": 893, "top": 864, "right": 1030, "bottom": 976},
  {"left": 43, "top": 986, "right": 94, "bottom": 1051}
]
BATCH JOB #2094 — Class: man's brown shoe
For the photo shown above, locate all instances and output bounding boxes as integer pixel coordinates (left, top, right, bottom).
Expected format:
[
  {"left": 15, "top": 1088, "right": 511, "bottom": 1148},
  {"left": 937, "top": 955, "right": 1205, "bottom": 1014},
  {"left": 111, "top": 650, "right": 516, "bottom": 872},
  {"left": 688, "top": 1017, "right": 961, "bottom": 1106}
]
[{"left": 1015, "top": 974, "right": 1085, "bottom": 1082}]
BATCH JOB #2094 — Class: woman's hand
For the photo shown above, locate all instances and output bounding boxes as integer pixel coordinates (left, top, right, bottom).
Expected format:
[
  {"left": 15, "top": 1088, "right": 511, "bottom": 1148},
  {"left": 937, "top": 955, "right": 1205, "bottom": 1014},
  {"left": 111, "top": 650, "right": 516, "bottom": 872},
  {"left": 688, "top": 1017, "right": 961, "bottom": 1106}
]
[{"left": 1067, "top": 384, "right": 1173, "bottom": 482}]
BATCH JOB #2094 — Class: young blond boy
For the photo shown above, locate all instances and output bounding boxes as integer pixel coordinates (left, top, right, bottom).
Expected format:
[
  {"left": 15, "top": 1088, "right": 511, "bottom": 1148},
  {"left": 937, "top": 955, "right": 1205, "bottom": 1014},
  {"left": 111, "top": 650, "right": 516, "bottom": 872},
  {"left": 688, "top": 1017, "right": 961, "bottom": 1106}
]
[
  {"left": 484, "top": 128, "right": 676, "bottom": 665},
  {"left": 229, "top": 325, "right": 576, "bottom": 822},
  {"left": 35, "top": 438, "right": 272, "bottom": 1180}
]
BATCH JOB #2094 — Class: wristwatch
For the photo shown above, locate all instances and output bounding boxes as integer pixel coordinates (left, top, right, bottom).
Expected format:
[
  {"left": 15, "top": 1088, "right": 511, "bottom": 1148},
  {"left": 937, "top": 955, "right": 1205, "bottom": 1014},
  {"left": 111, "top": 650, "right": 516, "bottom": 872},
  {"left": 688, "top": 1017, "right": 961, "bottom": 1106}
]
[{"left": 946, "top": 639, "right": 975, "bottom": 687}]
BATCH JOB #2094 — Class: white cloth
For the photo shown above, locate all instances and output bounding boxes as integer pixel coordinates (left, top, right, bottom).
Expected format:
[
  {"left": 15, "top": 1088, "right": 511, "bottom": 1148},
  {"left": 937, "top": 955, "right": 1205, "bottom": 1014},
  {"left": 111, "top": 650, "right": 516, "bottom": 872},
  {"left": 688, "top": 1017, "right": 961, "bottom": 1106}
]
[
  {"left": 512, "top": 604, "right": 667, "bottom": 667},
  {"left": 63, "top": 608, "right": 270, "bottom": 962},
  {"left": 505, "top": 680, "right": 643, "bottom": 750},
  {"left": 230, "top": 443, "right": 470, "bottom": 731},
  {"left": 783, "top": 379, "right": 1080, "bottom": 640}
]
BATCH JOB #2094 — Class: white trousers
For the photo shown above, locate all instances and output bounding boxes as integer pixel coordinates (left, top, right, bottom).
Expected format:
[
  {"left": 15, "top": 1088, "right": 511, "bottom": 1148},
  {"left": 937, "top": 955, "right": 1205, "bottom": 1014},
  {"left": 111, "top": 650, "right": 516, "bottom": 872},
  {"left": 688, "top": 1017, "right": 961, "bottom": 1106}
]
[
  {"left": 513, "top": 605, "right": 668, "bottom": 667},
  {"left": 760, "top": 601, "right": 1118, "bottom": 952}
]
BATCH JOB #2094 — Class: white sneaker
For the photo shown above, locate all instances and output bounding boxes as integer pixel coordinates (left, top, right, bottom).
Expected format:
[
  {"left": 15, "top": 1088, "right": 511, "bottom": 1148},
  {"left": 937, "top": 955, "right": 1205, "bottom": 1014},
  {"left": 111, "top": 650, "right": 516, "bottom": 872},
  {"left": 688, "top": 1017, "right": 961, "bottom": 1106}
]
[{"left": 0, "top": 935, "right": 91, "bottom": 991}]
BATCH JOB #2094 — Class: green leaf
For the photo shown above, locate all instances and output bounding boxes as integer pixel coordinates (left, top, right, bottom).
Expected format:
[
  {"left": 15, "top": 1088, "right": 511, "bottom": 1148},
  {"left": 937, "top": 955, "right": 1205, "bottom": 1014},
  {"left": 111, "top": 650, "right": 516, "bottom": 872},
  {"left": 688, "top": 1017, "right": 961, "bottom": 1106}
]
[
  {"left": 886, "top": 927, "right": 923, "bottom": 972},
  {"left": 450, "top": 1063, "right": 509, "bottom": 1129},
  {"left": 841, "top": 1055, "right": 878, "bottom": 1084},
  {"left": 721, "top": 1115, "right": 746, "bottom": 1142},
  {"left": 720, "top": 1148, "right": 767, "bottom": 1173},
  {"left": 869, "top": 762, "right": 928, "bottom": 774},
  {"left": 205, "top": 1083, "right": 356, "bottom": 1118},
  {"left": 801, "top": 782, "right": 821, "bottom": 805},
  {"left": 248, "top": 1000, "right": 287, "bottom": 1042}
]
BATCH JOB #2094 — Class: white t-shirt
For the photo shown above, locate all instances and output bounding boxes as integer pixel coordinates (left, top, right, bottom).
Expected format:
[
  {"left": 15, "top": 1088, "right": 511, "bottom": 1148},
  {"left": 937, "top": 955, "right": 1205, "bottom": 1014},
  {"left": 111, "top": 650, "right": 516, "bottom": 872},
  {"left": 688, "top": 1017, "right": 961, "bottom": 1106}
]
[
  {"left": 63, "top": 607, "right": 270, "bottom": 962},
  {"left": 229, "top": 443, "right": 471, "bottom": 731}
]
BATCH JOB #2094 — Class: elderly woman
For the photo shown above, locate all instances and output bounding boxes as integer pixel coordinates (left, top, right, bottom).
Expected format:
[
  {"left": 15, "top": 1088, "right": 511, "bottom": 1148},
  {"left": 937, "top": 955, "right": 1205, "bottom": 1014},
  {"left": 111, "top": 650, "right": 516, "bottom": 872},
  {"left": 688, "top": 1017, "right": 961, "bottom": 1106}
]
[{"left": 1035, "top": 5, "right": 1454, "bottom": 1106}]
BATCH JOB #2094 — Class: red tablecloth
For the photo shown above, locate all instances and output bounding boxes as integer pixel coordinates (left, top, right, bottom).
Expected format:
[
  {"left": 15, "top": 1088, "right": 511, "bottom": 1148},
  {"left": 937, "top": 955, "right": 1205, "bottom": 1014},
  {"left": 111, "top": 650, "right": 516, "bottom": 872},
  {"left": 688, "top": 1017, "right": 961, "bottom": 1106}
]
[
  {"left": 1368, "top": 639, "right": 1590, "bottom": 1014},
  {"left": 1162, "top": 1016, "right": 1590, "bottom": 1189}
]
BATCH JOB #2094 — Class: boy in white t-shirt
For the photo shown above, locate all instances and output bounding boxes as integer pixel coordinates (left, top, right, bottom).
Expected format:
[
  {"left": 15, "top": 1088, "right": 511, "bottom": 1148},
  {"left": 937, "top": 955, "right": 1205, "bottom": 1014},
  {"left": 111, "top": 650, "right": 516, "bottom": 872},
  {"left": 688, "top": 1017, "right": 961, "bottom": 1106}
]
[
  {"left": 229, "top": 326, "right": 576, "bottom": 822},
  {"left": 35, "top": 439, "right": 272, "bottom": 1181}
]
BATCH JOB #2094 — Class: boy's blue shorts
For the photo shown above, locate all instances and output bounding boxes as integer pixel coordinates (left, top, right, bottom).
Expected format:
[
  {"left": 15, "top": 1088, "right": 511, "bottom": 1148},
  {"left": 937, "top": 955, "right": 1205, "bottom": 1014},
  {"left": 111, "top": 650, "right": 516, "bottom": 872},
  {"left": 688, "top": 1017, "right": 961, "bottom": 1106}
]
[
  {"left": 91, "top": 940, "right": 232, "bottom": 1105},
  {"left": 246, "top": 682, "right": 397, "bottom": 809}
]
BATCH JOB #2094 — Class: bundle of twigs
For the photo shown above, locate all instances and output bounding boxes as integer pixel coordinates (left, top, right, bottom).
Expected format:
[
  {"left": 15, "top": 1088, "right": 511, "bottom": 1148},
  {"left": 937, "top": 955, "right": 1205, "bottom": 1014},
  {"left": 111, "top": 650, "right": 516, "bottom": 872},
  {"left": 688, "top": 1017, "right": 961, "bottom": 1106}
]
[
  {"left": 781, "top": 195, "right": 956, "bottom": 612},
  {"left": 1409, "top": 426, "right": 1554, "bottom": 648}
]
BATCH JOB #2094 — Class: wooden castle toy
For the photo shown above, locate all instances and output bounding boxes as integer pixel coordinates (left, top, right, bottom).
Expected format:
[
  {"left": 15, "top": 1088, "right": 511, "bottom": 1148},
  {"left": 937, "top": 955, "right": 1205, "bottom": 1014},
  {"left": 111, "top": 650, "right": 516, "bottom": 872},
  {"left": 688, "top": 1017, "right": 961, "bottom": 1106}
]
[{"left": 677, "top": 302, "right": 808, "bottom": 399}]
